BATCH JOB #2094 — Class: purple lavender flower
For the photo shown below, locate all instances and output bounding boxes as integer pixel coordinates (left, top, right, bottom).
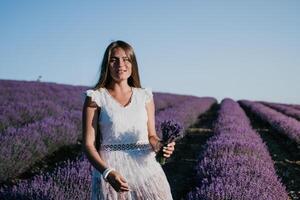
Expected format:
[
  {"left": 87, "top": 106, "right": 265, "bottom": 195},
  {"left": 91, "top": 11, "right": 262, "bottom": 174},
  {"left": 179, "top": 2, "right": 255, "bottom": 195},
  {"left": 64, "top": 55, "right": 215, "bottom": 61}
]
[
  {"left": 156, "top": 120, "right": 183, "bottom": 165},
  {"left": 161, "top": 120, "right": 183, "bottom": 144}
]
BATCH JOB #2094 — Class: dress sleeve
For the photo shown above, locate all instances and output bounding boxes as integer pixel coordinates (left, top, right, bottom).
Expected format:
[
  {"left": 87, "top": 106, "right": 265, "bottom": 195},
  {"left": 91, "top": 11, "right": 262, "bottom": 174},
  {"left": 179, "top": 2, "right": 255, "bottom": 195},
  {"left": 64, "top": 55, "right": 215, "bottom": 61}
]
[
  {"left": 144, "top": 87, "right": 153, "bottom": 104},
  {"left": 83, "top": 89, "right": 102, "bottom": 107}
]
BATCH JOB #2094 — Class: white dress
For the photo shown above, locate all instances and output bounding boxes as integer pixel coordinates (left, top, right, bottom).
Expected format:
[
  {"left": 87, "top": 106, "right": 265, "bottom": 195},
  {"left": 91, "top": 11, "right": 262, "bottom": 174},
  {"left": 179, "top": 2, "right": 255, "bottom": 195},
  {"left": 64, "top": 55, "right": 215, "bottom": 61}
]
[{"left": 84, "top": 87, "right": 173, "bottom": 200}]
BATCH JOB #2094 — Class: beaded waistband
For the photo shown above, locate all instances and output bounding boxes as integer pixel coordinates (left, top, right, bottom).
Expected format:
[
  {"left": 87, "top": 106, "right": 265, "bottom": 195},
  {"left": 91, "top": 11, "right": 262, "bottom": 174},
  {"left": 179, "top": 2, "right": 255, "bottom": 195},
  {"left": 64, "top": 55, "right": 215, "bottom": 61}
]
[{"left": 100, "top": 143, "right": 152, "bottom": 151}]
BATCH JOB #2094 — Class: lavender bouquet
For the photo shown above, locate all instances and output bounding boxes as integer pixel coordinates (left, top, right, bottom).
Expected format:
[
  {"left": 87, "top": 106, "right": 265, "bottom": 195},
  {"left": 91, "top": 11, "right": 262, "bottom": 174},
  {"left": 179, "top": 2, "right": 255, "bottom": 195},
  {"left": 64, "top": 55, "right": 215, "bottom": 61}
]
[{"left": 156, "top": 120, "right": 183, "bottom": 165}]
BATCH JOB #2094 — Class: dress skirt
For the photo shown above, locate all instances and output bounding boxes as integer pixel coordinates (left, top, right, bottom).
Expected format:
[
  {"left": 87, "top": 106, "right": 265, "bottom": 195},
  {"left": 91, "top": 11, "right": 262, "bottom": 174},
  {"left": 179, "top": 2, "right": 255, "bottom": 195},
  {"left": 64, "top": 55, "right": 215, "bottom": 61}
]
[{"left": 91, "top": 145, "right": 173, "bottom": 200}]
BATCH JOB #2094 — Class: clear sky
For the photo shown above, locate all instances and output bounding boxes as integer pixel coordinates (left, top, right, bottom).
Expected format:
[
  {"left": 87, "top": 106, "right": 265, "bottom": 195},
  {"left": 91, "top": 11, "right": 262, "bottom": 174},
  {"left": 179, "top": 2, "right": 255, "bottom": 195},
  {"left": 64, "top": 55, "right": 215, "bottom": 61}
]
[{"left": 1, "top": 0, "right": 299, "bottom": 104}]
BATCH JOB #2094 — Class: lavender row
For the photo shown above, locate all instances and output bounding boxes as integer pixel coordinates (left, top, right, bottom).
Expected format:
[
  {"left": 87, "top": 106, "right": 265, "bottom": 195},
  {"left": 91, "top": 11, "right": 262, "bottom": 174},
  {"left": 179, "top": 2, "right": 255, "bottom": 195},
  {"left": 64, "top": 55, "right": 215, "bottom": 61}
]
[
  {"left": 281, "top": 103, "right": 300, "bottom": 111},
  {"left": 153, "top": 92, "right": 195, "bottom": 112},
  {"left": 0, "top": 154, "right": 92, "bottom": 200},
  {"left": 239, "top": 100, "right": 300, "bottom": 144},
  {"left": 0, "top": 80, "right": 82, "bottom": 123},
  {"left": 258, "top": 101, "right": 300, "bottom": 112},
  {"left": 186, "top": 98, "right": 288, "bottom": 200},
  {"left": 0, "top": 110, "right": 81, "bottom": 182},
  {"left": 155, "top": 97, "right": 217, "bottom": 139},
  {"left": 259, "top": 101, "right": 300, "bottom": 121},
  {"left": 0, "top": 100, "right": 64, "bottom": 133},
  {"left": 0, "top": 79, "right": 85, "bottom": 108},
  {"left": 291, "top": 105, "right": 300, "bottom": 110},
  {"left": 0, "top": 80, "right": 86, "bottom": 133}
]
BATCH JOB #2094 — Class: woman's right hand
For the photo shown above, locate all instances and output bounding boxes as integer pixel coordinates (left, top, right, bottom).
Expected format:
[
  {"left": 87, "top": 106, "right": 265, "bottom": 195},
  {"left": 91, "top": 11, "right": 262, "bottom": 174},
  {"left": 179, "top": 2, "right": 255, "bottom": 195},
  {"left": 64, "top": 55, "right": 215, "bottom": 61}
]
[{"left": 106, "top": 170, "right": 130, "bottom": 192}]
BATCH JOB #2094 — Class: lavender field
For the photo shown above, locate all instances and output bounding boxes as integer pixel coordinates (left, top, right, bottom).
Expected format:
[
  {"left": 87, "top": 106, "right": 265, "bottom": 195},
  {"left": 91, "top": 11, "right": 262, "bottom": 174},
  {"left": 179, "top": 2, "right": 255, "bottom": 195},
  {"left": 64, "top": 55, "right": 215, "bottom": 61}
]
[{"left": 0, "top": 79, "right": 299, "bottom": 200}]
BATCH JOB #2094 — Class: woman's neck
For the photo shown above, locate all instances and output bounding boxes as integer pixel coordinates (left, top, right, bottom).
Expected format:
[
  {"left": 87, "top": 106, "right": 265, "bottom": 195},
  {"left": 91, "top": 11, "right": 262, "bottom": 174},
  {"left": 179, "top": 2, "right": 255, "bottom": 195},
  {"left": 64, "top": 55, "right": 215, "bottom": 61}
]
[{"left": 107, "top": 81, "right": 132, "bottom": 93}]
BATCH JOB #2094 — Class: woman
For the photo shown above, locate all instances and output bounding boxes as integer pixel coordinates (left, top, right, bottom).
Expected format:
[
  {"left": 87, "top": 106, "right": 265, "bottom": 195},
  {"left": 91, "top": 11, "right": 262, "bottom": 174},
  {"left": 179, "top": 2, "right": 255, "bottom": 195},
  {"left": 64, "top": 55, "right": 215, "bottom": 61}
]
[{"left": 82, "top": 40, "right": 175, "bottom": 200}]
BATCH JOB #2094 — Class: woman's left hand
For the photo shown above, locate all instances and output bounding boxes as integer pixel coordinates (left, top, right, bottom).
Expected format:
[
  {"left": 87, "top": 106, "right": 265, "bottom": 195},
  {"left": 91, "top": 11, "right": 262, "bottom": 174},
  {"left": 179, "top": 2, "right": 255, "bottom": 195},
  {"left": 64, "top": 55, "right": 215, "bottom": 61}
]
[{"left": 162, "top": 142, "right": 175, "bottom": 158}]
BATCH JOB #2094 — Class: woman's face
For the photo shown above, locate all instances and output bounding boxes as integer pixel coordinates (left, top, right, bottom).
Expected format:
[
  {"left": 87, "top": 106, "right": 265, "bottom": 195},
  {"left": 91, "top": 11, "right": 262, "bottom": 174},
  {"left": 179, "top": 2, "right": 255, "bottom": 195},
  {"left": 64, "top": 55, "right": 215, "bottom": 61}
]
[{"left": 108, "top": 47, "right": 132, "bottom": 83}]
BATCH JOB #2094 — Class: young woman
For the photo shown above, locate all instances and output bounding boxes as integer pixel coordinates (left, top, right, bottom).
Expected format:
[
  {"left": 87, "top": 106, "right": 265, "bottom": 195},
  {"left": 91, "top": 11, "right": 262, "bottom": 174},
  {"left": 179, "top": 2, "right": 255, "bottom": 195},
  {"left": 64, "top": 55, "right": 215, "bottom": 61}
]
[{"left": 82, "top": 40, "right": 175, "bottom": 199}]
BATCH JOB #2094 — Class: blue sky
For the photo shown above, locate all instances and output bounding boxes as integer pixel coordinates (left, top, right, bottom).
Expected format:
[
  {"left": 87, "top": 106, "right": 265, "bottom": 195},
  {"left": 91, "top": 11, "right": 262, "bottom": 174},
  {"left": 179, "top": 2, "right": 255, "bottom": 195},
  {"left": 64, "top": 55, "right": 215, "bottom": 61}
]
[{"left": 0, "top": 0, "right": 299, "bottom": 104}]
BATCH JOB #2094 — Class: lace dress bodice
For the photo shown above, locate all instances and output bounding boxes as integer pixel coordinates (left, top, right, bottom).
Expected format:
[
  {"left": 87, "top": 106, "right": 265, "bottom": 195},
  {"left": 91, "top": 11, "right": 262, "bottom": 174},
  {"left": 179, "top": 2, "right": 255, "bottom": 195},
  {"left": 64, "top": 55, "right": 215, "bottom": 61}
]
[{"left": 85, "top": 87, "right": 153, "bottom": 145}]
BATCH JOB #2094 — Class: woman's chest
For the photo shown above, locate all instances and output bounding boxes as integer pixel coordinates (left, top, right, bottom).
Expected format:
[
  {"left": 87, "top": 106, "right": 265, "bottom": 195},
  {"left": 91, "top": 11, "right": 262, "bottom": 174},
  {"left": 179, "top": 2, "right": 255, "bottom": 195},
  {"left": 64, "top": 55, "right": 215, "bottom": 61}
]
[{"left": 99, "top": 103, "right": 148, "bottom": 128}]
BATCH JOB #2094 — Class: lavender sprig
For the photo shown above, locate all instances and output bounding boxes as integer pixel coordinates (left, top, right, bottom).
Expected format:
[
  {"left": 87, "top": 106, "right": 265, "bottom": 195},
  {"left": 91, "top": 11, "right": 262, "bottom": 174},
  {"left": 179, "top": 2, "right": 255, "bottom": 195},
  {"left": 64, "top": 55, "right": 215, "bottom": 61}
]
[{"left": 156, "top": 120, "right": 183, "bottom": 165}]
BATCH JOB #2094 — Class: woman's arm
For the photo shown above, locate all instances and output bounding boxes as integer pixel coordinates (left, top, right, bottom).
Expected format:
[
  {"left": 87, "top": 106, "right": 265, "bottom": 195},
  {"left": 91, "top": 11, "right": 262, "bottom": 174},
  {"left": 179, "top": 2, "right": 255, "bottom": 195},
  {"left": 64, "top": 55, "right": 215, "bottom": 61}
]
[
  {"left": 82, "top": 97, "right": 108, "bottom": 174},
  {"left": 145, "top": 99, "right": 175, "bottom": 157},
  {"left": 82, "top": 96, "right": 129, "bottom": 192}
]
